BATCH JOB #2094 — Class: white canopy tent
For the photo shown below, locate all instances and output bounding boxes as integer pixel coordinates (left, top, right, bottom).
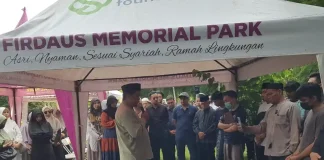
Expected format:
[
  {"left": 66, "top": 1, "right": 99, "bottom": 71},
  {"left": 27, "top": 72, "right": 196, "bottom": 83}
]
[{"left": 0, "top": 0, "right": 324, "bottom": 159}]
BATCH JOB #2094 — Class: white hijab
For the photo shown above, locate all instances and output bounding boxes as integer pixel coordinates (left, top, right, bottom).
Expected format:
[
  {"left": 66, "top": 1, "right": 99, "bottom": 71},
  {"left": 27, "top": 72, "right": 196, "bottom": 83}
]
[
  {"left": 0, "top": 107, "right": 22, "bottom": 143},
  {"left": 42, "top": 106, "right": 62, "bottom": 133},
  {"left": 101, "top": 100, "right": 107, "bottom": 110}
]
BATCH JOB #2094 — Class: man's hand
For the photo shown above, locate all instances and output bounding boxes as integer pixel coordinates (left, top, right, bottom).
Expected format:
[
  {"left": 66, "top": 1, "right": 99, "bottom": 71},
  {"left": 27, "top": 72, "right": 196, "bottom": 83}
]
[
  {"left": 224, "top": 124, "right": 239, "bottom": 132},
  {"left": 286, "top": 155, "right": 300, "bottom": 160},
  {"left": 25, "top": 144, "right": 32, "bottom": 151},
  {"left": 61, "top": 133, "right": 66, "bottom": 138},
  {"left": 3, "top": 141, "right": 12, "bottom": 148},
  {"left": 310, "top": 152, "right": 321, "bottom": 160},
  {"left": 198, "top": 132, "right": 206, "bottom": 140},
  {"left": 237, "top": 123, "right": 245, "bottom": 132},
  {"left": 170, "top": 130, "right": 176, "bottom": 135},
  {"left": 13, "top": 142, "right": 21, "bottom": 149}
]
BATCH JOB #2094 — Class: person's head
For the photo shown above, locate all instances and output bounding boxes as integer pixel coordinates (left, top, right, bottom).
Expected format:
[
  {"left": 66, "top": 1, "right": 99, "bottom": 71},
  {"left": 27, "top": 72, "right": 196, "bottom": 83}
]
[
  {"left": 296, "top": 83, "right": 323, "bottom": 110},
  {"left": 261, "top": 82, "right": 270, "bottom": 103},
  {"left": 149, "top": 91, "right": 159, "bottom": 105},
  {"left": 166, "top": 95, "right": 175, "bottom": 108},
  {"left": 122, "top": 83, "right": 141, "bottom": 107},
  {"left": 0, "top": 115, "right": 7, "bottom": 129},
  {"left": 141, "top": 98, "right": 151, "bottom": 109},
  {"left": 266, "top": 83, "right": 284, "bottom": 105},
  {"left": 31, "top": 110, "right": 46, "bottom": 123},
  {"left": 55, "top": 110, "right": 61, "bottom": 118},
  {"left": 211, "top": 91, "right": 224, "bottom": 107},
  {"left": 308, "top": 72, "right": 321, "bottom": 86},
  {"left": 91, "top": 98, "right": 101, "bottom": 110},
  {"left": 223, "top": 90, "right": 238, "bottom": 109},
  {"left": 135, "top": 99, "right": 145, "bottom": 112},
  {"left": 199, "top": 95, "right": 210, "bottom": 110},
  {"left": 155, "top": 91, "right": 164, "bottom": 104},
  {"left": 195, "top": 93, "right": 205, "bottom": 109},
  {"left": 179, "top": 92, "right": 190, "bottom": 106},
  {"left": 106, "top": 95, "right": 118, "bottom": 108},
  {"left": 284, "top": 81, "right": 300, "bottom": 102},
  {"left": 0, "top": 107, "right": 10, "bottom": 119},
  {"left": 42, "top": 106, "right": 53, "bottom": 118}
]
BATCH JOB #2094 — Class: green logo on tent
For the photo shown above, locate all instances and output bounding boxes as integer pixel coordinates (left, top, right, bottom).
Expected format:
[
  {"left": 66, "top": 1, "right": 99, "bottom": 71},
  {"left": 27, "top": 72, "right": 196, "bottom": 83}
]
[{"left": 69, "top": 0, "right": 112, "bottom": 15}]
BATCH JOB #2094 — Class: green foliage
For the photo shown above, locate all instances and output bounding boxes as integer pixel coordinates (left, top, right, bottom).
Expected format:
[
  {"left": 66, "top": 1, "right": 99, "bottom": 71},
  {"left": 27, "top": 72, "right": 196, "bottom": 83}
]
[
  {"left": 289, "top": 0, "right": 324, "bottom": 7},
  {"left": 28, "top": 102, "right": 58, "bottom": 113},
  {"left": 0, "top": 96, "right": 8, "bottom": 107}
]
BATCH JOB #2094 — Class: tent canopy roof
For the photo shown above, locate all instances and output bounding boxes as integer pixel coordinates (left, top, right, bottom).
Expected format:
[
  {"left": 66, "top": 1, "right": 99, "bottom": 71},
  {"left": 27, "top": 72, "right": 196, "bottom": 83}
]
[
  {"left": 3, "top": 0, "right": 324, "bottom": 36},
  {"left": 0, "top": 0, "right": 322, "bottom": 90}
]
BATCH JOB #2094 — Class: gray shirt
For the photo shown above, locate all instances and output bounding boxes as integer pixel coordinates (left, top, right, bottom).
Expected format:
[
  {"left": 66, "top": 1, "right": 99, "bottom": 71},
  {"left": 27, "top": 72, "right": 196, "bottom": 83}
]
[
  {"left": 298, "top": 108, "right": 324, "bottom": 160},
  {"left": 262, "top": 99, "right": 301, "bottom": 156}
]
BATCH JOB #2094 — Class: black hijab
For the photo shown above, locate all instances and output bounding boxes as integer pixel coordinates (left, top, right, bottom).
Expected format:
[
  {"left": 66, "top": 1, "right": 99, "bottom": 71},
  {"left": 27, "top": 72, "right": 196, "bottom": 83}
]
[
  {"left": 29, "top": 110, "right": 53, "bottom": 137},
  {"left": 90, "top": 98, "right": 102, "bottom": 117},
  {"left": 104, "top": 96, "right": 118, "bottom": 119}
]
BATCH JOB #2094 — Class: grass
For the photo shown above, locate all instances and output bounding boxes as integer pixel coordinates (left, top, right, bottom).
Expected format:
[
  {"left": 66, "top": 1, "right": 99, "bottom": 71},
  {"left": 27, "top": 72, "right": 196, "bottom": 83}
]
[{"left": 160, "top": 147, "right": 248, "bottom": 160}]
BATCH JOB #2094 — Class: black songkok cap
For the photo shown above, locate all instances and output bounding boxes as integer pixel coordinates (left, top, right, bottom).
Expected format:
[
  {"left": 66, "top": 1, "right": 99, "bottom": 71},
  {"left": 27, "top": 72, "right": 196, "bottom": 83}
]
[
  {"left": 267, "top": 83, "right": 284, "bottom": 90},
  {"left": 155, "top": 90, "right": 164, "bottom": 97},
  {"left": 148, "top": 91, "right": 157, "bottom": 97},
  {"left": 121, "top": 83, "right": 141, "bottom": 94},
  {"left": 261, "top": 83, "right": 271, "bottom": 90},
  {"left": 211, "top": 91, "right": 223, "bottom": 101},
  {"left": 200, "top": 95, "right": 209, "bottom": 102}
]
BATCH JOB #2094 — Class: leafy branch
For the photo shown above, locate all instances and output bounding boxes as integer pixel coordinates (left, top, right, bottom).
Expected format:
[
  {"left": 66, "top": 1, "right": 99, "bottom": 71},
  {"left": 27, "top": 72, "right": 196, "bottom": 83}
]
[{"left": 192, "top": 69, "right": 216, "bottom": 85}]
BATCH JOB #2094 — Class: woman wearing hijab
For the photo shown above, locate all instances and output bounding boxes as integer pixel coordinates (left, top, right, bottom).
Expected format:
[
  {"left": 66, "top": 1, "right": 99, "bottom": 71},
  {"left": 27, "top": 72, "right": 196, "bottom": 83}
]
[
  {"left": 0, "top": 114, "right": 18, "bottom": 160},
  {"left": 87, "top": 98, "right": 103, "bottom": 160},
  {"left": 20, "top": 112, "right": 32, "bottom": 160},
  {"left": 42, "top": 106, "right": 64, "bottom": 160},
  {"left": 0, "top": 107, "right": 23, "bottom": 160},
  {"left": 53, "top": 110, "right": 66, "bottom": 132},
  {"left": 101, "top": 95, "right": 120, "bottom": 160},
  {"left": 29, "top": 110, "right": 55, "bottom": 160}
]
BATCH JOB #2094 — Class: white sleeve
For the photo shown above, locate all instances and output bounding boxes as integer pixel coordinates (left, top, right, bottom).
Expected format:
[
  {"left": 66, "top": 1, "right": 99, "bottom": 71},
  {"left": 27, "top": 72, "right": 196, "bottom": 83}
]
[{"left": 13, "top": 122, "right": 23, "bottom": 143}]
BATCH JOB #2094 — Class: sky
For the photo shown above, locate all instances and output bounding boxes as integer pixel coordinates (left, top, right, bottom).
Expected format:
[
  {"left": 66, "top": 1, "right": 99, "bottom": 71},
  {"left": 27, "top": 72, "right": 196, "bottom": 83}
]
[{"left": 0, "top": 0, "right": 57, "bottom": 34}]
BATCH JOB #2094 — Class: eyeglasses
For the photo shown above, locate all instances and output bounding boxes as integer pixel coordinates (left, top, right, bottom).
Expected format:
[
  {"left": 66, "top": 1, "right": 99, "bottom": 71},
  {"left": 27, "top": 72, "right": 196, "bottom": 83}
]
[{"left": 44, "top": 111, "right": 52, "bottom": 114}]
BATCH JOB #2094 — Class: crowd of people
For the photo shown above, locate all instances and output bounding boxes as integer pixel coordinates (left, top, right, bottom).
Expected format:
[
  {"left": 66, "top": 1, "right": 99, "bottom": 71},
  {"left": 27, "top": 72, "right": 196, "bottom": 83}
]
[
  {"left": 85, "top": 72, "right": 324, "bottom": 160},
  {"left": 0, "top": 105, "right": 66, "bottom": 160},
  {"left": 2, "top": 72, "right": 324, "bottom": 160}
]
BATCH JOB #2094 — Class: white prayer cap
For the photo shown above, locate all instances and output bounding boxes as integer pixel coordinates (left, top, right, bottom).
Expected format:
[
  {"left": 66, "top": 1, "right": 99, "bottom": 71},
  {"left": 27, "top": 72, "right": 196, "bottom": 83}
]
[{"left": 141, "top": 98, "right": 150, "bottom": 103}]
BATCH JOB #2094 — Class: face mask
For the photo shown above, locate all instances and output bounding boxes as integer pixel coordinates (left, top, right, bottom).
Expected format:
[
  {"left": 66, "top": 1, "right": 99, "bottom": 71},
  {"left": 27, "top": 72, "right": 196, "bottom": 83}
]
[
  {"left": 225, "top": 102, "right": 232, "bottom": 110},
  {"left": 0, "top": 120, "right": 6, "bottom": 129},
  {"left": 299, "top": 102, "right": 312, "bottom": 110}
]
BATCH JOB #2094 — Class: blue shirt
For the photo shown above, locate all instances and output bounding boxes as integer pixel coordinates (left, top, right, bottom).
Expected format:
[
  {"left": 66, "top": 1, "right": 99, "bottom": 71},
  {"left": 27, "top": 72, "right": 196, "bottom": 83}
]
[{"left": 173, "top": 105, "right": 198, "bottom": 140}]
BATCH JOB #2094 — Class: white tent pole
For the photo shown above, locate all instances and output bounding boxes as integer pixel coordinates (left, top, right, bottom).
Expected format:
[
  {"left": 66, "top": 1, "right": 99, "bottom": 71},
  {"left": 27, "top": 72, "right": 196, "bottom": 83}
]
[
  {"left": 316, "top": 54, "right": 324, "bottom": 89},
  {"left": 172, "top": 87, "right": 176, "bottom": 104}
]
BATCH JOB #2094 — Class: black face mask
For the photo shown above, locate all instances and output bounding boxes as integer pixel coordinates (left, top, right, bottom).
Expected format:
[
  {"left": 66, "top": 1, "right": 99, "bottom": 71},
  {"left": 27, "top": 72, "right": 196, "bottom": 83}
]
[
  {"left": 300, "top": 102, "right": 312, "bottom": 110},
  {"left": 0, "top": 123, "right": 5, "bottom": 129}
]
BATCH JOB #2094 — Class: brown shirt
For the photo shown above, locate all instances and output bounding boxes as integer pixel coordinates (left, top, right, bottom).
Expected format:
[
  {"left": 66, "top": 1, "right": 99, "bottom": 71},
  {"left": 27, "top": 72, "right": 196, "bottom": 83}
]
[
  {"left": 261, "top": 99, "right": 301, "bottom": 156},
  {"left": 115, "top": 103, "right": 153, "bottom": 160}
]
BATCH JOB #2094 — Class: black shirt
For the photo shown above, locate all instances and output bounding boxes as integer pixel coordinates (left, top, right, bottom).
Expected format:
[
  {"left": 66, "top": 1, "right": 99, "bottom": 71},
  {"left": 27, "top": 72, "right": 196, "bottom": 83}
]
[
  {"left": 221, "top": 105, "right": 247, "bottom": 145},
  {"left": 146, "top": 104, "right": 169, "bottom": 137}
]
